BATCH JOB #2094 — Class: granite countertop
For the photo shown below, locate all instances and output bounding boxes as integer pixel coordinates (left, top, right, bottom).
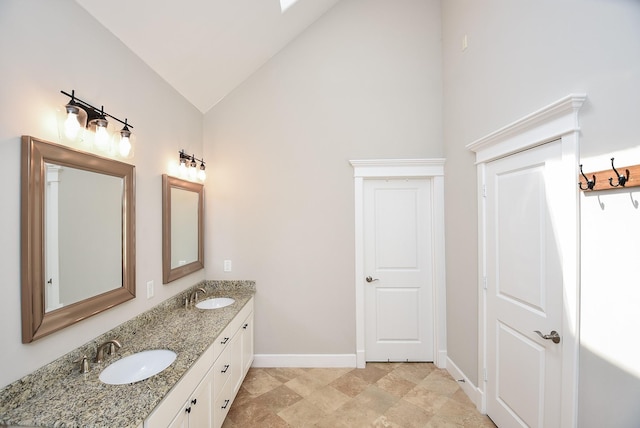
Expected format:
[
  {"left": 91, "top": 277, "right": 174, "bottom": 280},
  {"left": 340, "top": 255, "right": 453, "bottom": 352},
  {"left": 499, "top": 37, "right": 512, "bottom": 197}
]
[{"left": 0, "top": 281, "right": 255, "bottom": 428}]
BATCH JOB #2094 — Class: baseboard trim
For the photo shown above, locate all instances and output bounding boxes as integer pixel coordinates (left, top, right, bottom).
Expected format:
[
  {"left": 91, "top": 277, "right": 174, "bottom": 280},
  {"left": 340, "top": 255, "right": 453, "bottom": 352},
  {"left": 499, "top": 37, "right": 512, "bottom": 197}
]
[
  {"left": 446, "top": 356, "right": 484, "bottom": 412},
  {"left": 252, "top": 354, "right": 357, "bottom": 368}
]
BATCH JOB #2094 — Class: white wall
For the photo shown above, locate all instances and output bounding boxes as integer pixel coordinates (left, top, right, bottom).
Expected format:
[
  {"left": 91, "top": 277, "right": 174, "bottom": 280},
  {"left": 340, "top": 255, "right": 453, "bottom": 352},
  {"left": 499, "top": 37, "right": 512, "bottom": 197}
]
[
  {"left": 203, "top": 0, "right": 443, "bottom": 358},
  {"left": 442, "top": 0, "right": 640, "bottom": 425},
  {"left": 0, "top": 0, "right": 204, "bottom": 388}
]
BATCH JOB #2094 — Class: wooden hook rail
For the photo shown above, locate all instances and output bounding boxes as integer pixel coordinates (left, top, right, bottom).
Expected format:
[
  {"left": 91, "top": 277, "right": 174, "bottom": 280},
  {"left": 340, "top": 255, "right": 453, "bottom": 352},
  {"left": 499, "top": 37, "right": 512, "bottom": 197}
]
[{"left": 579, "top": 158, "right": 640, "bottom": 192}]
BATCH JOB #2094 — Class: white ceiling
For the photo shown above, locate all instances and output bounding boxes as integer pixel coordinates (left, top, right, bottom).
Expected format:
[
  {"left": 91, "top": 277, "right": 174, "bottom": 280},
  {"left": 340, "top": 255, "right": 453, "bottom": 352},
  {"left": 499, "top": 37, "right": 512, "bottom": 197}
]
[{"left": 76, "top": 0, "right": 342, "bottom": 113}]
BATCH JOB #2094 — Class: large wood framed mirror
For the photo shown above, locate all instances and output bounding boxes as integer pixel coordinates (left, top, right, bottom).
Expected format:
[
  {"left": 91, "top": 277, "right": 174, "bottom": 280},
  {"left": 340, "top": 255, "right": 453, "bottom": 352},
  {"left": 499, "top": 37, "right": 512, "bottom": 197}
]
[
  {"left": 21, "top": 136, "right": 135, "bottom": 343},
  {"left": 162, "top": 174, "right": 204, "bottom": 283}
]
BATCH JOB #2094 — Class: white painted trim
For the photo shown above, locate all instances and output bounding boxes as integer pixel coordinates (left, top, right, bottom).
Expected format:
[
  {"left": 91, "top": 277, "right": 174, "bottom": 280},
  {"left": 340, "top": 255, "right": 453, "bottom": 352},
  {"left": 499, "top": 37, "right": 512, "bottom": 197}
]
[
  {"left": 466, "top": 94, "right": 587, "bottom": 164},
  {"left": 349, "top": 159, "right": 447, "bottom": 369},
  {"left": 468, "top": 94, "right": 584, "bottom": 428},
  {"left": 252, "top": 354, "right": 357, "bottom": 368},
  {"left": 351, "top": 158, "right": 446, "bottom": 178},
  {"left": 446, "top": 356, "right": 484, "bottom": 412}
]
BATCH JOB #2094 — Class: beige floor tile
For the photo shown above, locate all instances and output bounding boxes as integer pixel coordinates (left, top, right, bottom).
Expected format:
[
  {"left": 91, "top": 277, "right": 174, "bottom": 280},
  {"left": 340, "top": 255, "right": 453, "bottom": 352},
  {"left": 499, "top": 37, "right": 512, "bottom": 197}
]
[
  {"left": 350, "top": 364, "right": 389, "bottom": 384},
  {"left": 242, "top": 369, "right": 284, "bottom": 395},
  {"left": 375, "top": 371, "right": 417, "bottom": 397},
  {"left": 305, "top": 384, "right": 352, "bottom": 413},
  {"left": 330, "top": 372, "right": 371, "bottom": 397},
  {"left": 392, "top": 362, "right": 436, "bottom": 384},
  {"left": 403, "top": 384, "right": 450, "bottom": 414},
  {"left": 383, "top": 399, "right": 434, "bottom": 428},
  {"left": 419, "top": 369, "right": 461, "bottom": 397},
  {"left": 264, "top": 367, "right": 311, "bottom": 383},
  {"left": 277, "top": 398, "right": 327, "bottom": 427},
  {"left": 314, "top": 400, "right": 381, "bottom": 428},
  {"left": 353, "top": 385, "right": 400, "bottom": 414},
  {"left": 252, "top": 384, "right": 303, "bottom": 413},
  {"left": 225, "top": 364, "right": 493, "bottom": 428},
  {"left": 286, "top": 374, "right": 328, "bottom": 397},
  {"left": 305, "top": 367, "right": 353, "bottom": 385}
]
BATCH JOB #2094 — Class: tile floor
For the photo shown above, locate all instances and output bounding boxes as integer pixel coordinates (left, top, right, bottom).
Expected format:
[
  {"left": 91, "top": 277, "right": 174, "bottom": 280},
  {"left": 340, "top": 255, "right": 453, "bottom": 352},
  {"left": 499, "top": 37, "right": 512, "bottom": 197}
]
[{"left": 222, "top": 363, "right": 496, "bottom": 427}]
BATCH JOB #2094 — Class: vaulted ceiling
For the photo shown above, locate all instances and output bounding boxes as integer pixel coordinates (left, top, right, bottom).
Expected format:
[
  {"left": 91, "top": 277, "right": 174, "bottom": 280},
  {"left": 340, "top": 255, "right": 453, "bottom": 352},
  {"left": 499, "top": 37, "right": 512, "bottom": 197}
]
[{"left": 76, "top": 0, "right": 342, "bottom": 113}]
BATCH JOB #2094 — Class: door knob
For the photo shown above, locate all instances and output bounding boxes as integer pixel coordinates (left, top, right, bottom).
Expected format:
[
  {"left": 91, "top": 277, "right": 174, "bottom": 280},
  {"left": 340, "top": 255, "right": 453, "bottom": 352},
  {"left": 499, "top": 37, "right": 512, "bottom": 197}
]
[
  {"left": 534, "top": 330, "right": 561, "bottom": 344},
  {"left": 365, "top": 276, "right": 379, "bottom": 283}
]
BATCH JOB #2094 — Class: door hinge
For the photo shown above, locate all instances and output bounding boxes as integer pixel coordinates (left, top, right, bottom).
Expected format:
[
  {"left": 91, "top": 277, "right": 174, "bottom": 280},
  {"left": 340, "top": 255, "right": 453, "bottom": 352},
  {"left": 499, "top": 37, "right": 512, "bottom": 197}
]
[
  {"left": 484, "top": 368, "right": 488, "bottom": 382},
  {"left": 482, "top": 184, "right": 487, "bottom": 198},
  {"left": 483, "top": 276, "right": 487, "bottom": 290}
]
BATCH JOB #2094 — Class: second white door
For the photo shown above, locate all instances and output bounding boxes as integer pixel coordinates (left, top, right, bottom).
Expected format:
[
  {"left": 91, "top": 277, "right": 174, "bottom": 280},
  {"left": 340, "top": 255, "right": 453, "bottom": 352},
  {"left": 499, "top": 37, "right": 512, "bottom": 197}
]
[
  {"left": 485, "top": 141, "right": 564, "bottom": 427},
  {"left": 364, "top": 178, "right": 434, "bottom": 362}
]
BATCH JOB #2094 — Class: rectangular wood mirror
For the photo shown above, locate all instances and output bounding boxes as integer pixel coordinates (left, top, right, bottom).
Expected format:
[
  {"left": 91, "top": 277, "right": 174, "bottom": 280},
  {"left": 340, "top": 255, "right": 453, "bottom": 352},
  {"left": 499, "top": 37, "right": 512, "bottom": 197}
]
[
  {"left": 21, "top": 136, "right": 136, "bottom": 343},
  {"left": 162, "top": 174, "right": 204, "bottom": 283}
]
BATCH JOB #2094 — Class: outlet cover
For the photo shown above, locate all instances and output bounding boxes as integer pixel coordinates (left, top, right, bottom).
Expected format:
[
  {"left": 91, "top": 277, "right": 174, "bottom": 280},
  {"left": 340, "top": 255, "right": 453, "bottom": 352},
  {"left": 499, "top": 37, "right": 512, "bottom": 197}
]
[
  {"left": 223, "top": 260, "right": 232, "bottom": 272},
  {"left": 146, "top": 280, "right": 154, "bottom": 299}
]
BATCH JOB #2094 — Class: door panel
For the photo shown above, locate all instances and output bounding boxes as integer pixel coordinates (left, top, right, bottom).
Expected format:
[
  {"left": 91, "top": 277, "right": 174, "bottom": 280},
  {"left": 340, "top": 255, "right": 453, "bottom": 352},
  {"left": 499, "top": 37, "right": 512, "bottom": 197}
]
[
  {"left": 486, "top": 141, "right": 562, "bottom": 428},
  {"left": 364, "top": 179, "right": 433, "bottom": 362}
]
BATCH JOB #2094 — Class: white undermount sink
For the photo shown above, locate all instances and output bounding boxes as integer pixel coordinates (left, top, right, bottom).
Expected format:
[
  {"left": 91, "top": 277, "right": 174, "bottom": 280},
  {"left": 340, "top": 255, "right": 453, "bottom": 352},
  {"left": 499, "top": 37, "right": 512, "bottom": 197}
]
[
  {"left": 195, "top": 297, "right": 235, "bottom": 310},
  {"left": 99, "top": 349, "right": 177, "bottom": 385}
]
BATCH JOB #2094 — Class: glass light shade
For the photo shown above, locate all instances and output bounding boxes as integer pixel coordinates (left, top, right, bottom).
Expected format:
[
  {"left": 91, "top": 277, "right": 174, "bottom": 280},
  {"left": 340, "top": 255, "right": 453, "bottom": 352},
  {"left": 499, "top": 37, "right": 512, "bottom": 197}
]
[
  {"left": 178, "top": 160, "right": 188, "bottom": 178},
  {"left": 90, "top": 117, "right": 110, "bottom": 152},
  {"left": 188, "top": 164, "right": 198, "bottom": 180},
  {"left": 57, "top": 103, "right": 87, "bottom": 145},
  {"left": 197, "top": 166, "right": 206, "bottom": 182},
  {"left": 113, "top": 125, "right": 135, "bottom": 159}
]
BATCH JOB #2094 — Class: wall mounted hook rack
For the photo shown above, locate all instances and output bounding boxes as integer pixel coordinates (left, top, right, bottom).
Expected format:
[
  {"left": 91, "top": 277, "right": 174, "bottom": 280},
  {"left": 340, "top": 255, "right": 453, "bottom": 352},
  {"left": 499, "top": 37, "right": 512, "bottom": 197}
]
[{"left": 579, "top": 158, "right": 640, "bottom": 192}]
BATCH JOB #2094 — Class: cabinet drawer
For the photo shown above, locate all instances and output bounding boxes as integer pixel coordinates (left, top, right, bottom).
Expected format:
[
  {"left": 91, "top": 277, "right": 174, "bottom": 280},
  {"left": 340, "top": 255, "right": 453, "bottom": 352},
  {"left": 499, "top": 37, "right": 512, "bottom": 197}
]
[
  {"left": 212, "top": 341, "right": 233, "bottom": 398},
  {"left": 212, "top": 299, "right": 253, "bottom": 361},
  {"left": 213, "top": 376, "right": 235, "bottom": 428}
]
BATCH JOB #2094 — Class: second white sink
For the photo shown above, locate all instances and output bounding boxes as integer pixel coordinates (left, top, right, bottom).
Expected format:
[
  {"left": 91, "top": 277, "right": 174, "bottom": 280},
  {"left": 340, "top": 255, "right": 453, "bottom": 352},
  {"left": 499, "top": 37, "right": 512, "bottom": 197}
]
[
  {"left": 195, "top": 297, "right": 235, "bottom": 310},
  {"left": 99, "top": 349, "right": 176, "bottom": 385}
]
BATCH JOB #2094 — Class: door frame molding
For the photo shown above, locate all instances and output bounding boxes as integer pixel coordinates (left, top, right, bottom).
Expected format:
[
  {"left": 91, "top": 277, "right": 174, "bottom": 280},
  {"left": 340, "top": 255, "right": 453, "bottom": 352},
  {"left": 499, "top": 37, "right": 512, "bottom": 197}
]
[
  {"left": 467, "top": 94, "right": 586, "bottom": 427},
  {"left": 350, "top": 159, "right": 446, "bottom": 369}
]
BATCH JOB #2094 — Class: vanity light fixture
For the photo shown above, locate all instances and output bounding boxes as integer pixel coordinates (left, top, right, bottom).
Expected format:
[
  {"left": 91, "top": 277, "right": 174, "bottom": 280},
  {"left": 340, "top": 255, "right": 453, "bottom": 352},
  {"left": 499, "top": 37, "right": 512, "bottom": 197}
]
[
  {"left": 58, "top": 89, "right": 135, "bottom": 159},
  {"left": 178, "top": 149, "right": 206, "bottom": 182}
]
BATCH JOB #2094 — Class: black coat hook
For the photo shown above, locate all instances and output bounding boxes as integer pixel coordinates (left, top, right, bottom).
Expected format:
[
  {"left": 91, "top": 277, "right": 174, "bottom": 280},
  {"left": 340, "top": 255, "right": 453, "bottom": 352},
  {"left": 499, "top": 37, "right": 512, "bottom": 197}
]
[
  {"left": 609, "top": 157, "right": 629, "bottom": 187},
  {"left": 579, "top": 164, "right": 596, "bottom": 190}
]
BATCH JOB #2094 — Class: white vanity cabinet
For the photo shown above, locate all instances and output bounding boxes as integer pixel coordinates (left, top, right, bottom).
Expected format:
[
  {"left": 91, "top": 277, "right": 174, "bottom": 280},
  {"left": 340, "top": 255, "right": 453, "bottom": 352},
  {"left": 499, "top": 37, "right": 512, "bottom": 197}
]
[
  {"left": 145, "top": 297, "right": 254, "bottom": 428},
  {"left": 167, "top": 367, "right": 213, "bottom": 428}
]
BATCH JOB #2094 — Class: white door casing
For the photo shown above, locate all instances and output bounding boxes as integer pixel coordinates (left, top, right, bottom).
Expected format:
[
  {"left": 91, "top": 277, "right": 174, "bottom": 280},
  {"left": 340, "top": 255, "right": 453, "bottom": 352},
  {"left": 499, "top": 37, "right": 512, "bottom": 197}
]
[
  {"left": 363, "top": 178, "right": 433, "bottom": 362},
  {"left": 467, "top": 94, "right": 586, "bottom": 427},
  {"left": 350, "top": 159, "right": 446, "bottom": 369},
  {"left": 485, "top": 141, "right": 563, "bottom": 427}
]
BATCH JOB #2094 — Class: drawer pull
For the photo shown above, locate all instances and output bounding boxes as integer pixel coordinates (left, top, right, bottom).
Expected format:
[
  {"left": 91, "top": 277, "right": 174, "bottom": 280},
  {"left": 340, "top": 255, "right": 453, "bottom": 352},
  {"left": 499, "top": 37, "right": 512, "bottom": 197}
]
[
  {"left": 185, "top": 407, "right": 191, "bottom": 414},
  {"left": 191, "top": 398, "right": 197, "bottom": 405},
  {"left": 221, "top": 364, "right": 230, "bottom": 373},
  {"left": 221, "top": 399, "right": 230, "bottom": 409},
  {"left": 221, "top": 337, "right": 230, "bottom": 344},
  {"left": 243, "top": 323, "right": 249, "bottom": 329}
]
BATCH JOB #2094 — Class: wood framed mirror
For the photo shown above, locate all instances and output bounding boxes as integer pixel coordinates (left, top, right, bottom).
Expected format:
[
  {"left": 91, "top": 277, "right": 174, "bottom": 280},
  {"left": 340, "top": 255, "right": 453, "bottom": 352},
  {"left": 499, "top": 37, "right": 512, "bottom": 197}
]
[
  {"left": 162, "top": 174, "right": 204, "bottom": 283},
  {"left": 21, "top": 136, "right": 136, "bottom": 343}
]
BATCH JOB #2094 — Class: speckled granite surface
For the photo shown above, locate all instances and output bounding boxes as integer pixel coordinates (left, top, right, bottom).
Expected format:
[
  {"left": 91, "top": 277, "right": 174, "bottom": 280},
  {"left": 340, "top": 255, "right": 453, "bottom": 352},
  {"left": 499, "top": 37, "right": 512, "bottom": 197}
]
[{"left": 0, "top": 280, "right": 255, "bottom": 428}]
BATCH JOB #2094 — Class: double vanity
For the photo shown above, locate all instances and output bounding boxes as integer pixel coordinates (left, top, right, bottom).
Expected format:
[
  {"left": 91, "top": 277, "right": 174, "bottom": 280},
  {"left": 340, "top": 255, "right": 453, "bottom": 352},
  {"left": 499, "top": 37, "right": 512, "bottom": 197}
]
[{"left": 0, "top": 281, "right": 255, "bottom": 428}]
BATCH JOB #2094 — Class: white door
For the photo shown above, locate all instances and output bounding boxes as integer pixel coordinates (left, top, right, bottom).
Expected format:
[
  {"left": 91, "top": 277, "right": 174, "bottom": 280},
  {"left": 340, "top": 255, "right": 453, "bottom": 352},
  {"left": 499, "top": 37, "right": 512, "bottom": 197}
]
[
  {"left": 485, "top": 141, "right": 563, "bottom": 427},
  {"left": 364, "top": 178, "right": 434, "bottom": 362}
]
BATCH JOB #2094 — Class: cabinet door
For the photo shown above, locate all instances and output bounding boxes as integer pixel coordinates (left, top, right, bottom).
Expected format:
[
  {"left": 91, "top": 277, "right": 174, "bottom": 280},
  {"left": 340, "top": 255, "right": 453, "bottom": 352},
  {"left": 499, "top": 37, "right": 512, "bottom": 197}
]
[
  {"left": 241, "top": 312, "right": 254, "bottom": 377},
  {"left": 167, "top": 406, "right": 188, "bottom": 428},
  {"left": 189, "top": 367, "right": 213, "bottom": 428}
]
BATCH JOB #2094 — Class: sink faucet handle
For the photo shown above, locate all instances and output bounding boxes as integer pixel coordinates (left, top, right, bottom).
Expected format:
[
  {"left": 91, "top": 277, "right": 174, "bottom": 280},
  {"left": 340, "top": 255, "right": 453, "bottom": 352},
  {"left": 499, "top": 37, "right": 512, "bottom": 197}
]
[
  {"left": 95, "top": 339, "right": 123, "bottom": 363},
  {"left": 73, "top": 355, "right": 90, "bottom": 374}
]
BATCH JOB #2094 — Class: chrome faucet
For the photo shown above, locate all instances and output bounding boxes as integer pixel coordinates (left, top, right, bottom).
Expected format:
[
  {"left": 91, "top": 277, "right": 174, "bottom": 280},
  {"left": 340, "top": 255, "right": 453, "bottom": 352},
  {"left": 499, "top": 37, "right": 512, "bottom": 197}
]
[
  {"left": 95, "top": 339, "right": 122, "bottom": 363},
  {"left": 187, "top": 287, "right": 207, "bottom": 308}
]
